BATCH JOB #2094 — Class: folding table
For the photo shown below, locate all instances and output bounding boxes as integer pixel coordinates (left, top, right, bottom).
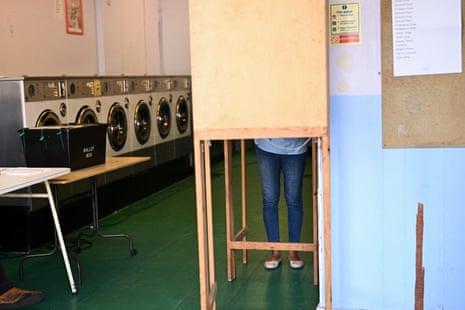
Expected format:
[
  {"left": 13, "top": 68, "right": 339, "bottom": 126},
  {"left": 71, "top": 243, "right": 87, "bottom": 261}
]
[
  {"left": 48, "top": 156, "right": 151, "bottom": 254},
  {"left": 15, "top": 156, "right": 150, "bottom": 290},
  {"left": 0, "top": 167, "right": 76, "bottom": 294}
]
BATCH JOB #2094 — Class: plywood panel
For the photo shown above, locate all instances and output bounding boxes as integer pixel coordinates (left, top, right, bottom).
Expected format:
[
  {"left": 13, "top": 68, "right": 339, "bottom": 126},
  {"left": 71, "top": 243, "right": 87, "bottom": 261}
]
[
  {"left": 382, "top": 0, "right": 465, "bottom": 148},
  {"left": 189, "top": 0, "right": 328, "bottom": 138}
]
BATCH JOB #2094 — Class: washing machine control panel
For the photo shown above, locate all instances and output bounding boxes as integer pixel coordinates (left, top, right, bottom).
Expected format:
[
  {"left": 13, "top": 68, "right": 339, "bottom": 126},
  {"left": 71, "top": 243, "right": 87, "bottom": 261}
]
[
  {"left": 142, "top": 79, "right": 152, "bottom": 92},
  {"left": 162, "top": 78, "right": 176, "bottom": 91},
  {"left": 24, "top": 78, "right": 66, "bottom": 101},
  {"left": 128, "top": 78, "right": 152, "bottom": 94},
  {"left": 115, "top": 79, "right": 129, "bottom": 94},
  {"left": 67, "top": 78, "right": 102, "bottom": 98},
  {"left": 23, "top": 78, "right": 68, "bottom": 127}
]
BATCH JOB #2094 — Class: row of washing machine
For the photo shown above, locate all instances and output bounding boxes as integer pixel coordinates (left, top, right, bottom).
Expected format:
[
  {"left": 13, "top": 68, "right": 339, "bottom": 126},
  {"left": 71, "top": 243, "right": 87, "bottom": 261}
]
[{"left": 22, "top": 75, "right": 192, "bottom": 165}]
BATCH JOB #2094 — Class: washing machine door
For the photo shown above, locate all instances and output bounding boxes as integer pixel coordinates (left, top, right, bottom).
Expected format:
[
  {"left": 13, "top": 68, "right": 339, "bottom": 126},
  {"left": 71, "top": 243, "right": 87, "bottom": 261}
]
[
  {"left": 157, "top": 98, "right": 171, "bottom": 139},
  {"left": 107, "top": 103, "right": 128, "bottom": 151},
  {"left": 134, "top": 100, "right": 151, "bottom": 145},
  {"left": 35, "top": 109, "right": 62, "bottom": 127},
  {"left": 176, "top": 96, "right": 189, "bottom": 134},
  {"left": 75, "top": 106, "right": 98, "bottom": 124}
]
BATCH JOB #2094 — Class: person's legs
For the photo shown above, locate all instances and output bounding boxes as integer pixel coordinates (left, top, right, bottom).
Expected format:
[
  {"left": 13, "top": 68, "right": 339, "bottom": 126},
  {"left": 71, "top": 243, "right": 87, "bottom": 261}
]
[
  {"left": 256, "top": 147, "right": 283, "bottom": 269},
  {"left": 282, "top": 152, "right": 306, "bottom": 243},
  {"left": 0, "top": 261, "right": 44, "bottom": 308},
  {"left": 282, "top": 152, "right": 306, "bottom": 269},
  {"left": 256, "top": 147, "right": 282, "bottom": 243}
]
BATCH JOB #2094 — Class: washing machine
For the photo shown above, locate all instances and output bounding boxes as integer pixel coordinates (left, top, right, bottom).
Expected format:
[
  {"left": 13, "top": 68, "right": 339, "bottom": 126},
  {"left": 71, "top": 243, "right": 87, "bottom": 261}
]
[
  {"left": 60, "top": 77, "right": 105, "bottom": 201},
  {"left": 23, "top": 77, "right": 68, "bottom": 127},
  {"left": 96, "top": 77, "right": 132, "bottom": 156},
  {"left": 127, "top": 77, "right": 154, "bottom": 154},
  {"left": 66, "top": 77, "right": 101, "bottom": 125},
  {"left": 170, "top": 75, "right": 193, "bottom": 160},
  {"left": 152, "top": 76, "right": 176, "bottom": 165},
  {"left": 22, "top": 77, "right": 73, "bottom": 213}
]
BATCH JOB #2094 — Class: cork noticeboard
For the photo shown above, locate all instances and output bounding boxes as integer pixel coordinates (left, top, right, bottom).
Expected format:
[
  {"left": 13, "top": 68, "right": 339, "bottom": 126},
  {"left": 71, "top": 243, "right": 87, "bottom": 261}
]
[
  {"left": 382, "top": 0, "right": 465, "bottom": 148},
  {"left": 188, "top": 0, "right": 328, "bottom": 139}
]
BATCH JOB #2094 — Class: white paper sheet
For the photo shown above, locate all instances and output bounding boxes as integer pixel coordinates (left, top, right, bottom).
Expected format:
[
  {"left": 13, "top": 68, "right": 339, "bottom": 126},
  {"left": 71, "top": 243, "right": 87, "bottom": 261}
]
[{"left": 392, "top": 0, "right": 462, "bottom": 76}]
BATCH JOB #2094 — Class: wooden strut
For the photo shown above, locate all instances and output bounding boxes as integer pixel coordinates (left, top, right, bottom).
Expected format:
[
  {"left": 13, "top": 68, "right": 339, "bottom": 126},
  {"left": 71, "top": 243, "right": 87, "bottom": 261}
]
[{"left": 415, "top": 202, "right": 425, "bottom": 310}]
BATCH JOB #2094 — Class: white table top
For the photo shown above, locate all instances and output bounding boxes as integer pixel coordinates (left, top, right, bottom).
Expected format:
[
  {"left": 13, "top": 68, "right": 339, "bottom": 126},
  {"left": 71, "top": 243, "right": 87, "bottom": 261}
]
[{"left": 0, "top": 167, "right": 70, "bottom": 195}]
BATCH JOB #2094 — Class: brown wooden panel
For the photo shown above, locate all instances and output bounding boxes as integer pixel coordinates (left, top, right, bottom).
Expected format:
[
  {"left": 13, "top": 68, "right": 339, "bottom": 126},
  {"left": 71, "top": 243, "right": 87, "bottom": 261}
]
[
  {"left": 189, "top": 0, "right": 329, "bottom": 135},
  {"left": 382, "top": 0, "right": 465, "bottom": 148}
]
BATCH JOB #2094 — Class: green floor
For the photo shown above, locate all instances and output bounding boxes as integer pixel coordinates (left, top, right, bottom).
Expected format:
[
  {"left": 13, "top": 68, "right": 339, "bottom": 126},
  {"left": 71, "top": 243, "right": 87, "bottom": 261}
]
[{"left": 1, "top": 151, "right": 319, "bottom": 309}]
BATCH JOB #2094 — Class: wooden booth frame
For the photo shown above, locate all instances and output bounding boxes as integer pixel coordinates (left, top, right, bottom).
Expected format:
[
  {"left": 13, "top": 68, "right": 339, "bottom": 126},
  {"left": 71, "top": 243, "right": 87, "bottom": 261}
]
[
  {"left": 65, "top": 0, "right": 84, "bottom": 35},
  {"left": 193, "top": 128, "right": 332, "bottom": 310}
]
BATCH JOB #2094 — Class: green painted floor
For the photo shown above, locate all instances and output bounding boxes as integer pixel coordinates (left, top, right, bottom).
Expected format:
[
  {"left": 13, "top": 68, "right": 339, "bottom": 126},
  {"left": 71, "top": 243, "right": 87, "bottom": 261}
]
[{"left": 1, "top": 151, "right": 319, "bottom": 309}]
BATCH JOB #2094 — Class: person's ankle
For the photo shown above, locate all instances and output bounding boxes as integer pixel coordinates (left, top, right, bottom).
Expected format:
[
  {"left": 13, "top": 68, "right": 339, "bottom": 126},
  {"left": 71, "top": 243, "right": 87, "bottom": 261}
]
[
  {"left": 270, "top": 250, "right": 281, "bottom": 259},
  {"left": 288, "top": 251, "right": 300, "bottom": 260}
]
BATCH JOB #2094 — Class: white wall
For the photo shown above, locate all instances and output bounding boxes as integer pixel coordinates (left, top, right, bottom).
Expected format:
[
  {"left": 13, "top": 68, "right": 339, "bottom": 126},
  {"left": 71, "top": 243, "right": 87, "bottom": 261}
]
[
  {"left": 99, "top": 0, "right": 160, "bottom": 75},
  {"left": 159, "top": 0, "right": 190, "bottom": 74},
  {"left": 326, "top": 1, "right": 465, "bottom": 309},
  {"left": 0, "top": 0, "right": 97, "bottom": 75},
  {"left": 0, "top": 0, "right": 160, "bottom": 76}
]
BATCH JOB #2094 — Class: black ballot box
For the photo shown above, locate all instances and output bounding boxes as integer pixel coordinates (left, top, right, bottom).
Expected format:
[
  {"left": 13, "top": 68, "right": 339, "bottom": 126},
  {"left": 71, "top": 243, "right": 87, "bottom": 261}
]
[{"left": 19, "top": 123, "right": 107, "bottom": 171}]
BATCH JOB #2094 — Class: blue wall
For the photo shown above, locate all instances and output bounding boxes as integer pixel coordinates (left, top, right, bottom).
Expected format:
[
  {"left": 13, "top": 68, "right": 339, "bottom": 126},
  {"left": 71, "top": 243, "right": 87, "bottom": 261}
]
[{"left": 326, "top": 1, "right": 465, "bottom": 309}]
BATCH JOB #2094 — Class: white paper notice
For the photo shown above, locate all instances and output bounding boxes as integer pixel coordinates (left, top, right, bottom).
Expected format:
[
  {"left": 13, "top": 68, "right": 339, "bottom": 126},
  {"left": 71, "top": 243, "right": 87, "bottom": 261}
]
[{"left": 392, "top": 0, "right": 462, "bottom": 77}]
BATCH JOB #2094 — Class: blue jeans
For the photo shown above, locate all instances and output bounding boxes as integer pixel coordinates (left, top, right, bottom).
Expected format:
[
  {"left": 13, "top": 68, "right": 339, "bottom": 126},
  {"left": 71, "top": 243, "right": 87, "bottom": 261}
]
[{"left": 255, "top": 147, "right": 307, "bottom": 243}]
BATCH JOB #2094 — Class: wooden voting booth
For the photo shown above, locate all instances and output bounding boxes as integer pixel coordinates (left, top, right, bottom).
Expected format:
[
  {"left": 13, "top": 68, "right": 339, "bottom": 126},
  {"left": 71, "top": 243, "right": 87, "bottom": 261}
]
[{"left": 188, "top": 1, "right": 331, "bottom": 309}]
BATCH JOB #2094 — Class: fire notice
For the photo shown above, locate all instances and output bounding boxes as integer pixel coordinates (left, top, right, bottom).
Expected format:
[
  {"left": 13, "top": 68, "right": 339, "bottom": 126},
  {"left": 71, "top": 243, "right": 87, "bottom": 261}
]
[{"left": 330, "top": 2, "right": 361, "bottom": 45}]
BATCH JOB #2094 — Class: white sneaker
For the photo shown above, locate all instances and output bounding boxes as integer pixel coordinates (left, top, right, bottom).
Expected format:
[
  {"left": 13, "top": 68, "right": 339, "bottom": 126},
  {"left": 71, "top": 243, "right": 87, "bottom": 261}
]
[
  {"left": 264, "top": 256, "right": 281, "bottom": 270},
  {"left": 288, "top": 257, "right": 304, "bottom": 269}
]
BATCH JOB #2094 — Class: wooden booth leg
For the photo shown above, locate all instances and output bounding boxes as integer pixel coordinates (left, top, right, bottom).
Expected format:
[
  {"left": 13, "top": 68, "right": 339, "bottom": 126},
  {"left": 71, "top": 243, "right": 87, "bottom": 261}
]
[
  {"left": 240, "top": 140, "right": 248, "bottom": 265},
  {"left": 225, "top": 139, "right": 250, "bottom": 282},
  {"left": 312, "top": 140, "right": 319, "bottom": 285},
  {"left": 321, "top": 135, "right": 332, "bottom": 310},
  {"left": 193, "top": 136, "right": 217, "bottom": 310},
  {"left": 224, "top": 140, "right": 236, "bottom": 281}
]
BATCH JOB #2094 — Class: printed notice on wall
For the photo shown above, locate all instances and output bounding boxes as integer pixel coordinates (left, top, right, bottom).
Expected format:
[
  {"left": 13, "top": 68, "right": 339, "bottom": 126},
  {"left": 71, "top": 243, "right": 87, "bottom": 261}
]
[
  {"left": 392, "top": 0, "right": 461, "bottom": 76},
  {"left": 330, "top": 2, "right": 361, "bottom": 45}
]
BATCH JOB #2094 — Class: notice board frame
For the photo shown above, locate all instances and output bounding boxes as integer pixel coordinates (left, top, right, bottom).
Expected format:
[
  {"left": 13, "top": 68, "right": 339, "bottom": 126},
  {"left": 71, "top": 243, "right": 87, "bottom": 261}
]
[{"left": 382, "top": 0, "right": 465, "bottom": 148}]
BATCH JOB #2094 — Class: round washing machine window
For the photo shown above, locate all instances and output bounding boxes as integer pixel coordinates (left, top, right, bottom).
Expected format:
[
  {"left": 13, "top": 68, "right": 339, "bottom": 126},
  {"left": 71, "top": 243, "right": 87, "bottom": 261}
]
[
  {"left": 35, "top": 109, "right": 62, "bottom": 127},
  {"left": 176, "top": 96, "right": 189, "bottom": 134},
  {"left": 157, "top": 97, "right": 171, "bottom": 139},
  {"left": 75, "top": 106, "right": 98, "bottom": 124},
  {"left": 107, "top": 103, "right": 128, "bottom": 151},
  {"left": 134, "top": 100, "right": 151, "bottom": 145}
]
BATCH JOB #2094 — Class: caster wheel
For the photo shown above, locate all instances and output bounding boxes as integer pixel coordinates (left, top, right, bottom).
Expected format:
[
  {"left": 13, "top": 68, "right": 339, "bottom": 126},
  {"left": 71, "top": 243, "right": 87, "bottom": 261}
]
[{"left": 130, "top": 249, "right": 138, "bottom": 256}]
